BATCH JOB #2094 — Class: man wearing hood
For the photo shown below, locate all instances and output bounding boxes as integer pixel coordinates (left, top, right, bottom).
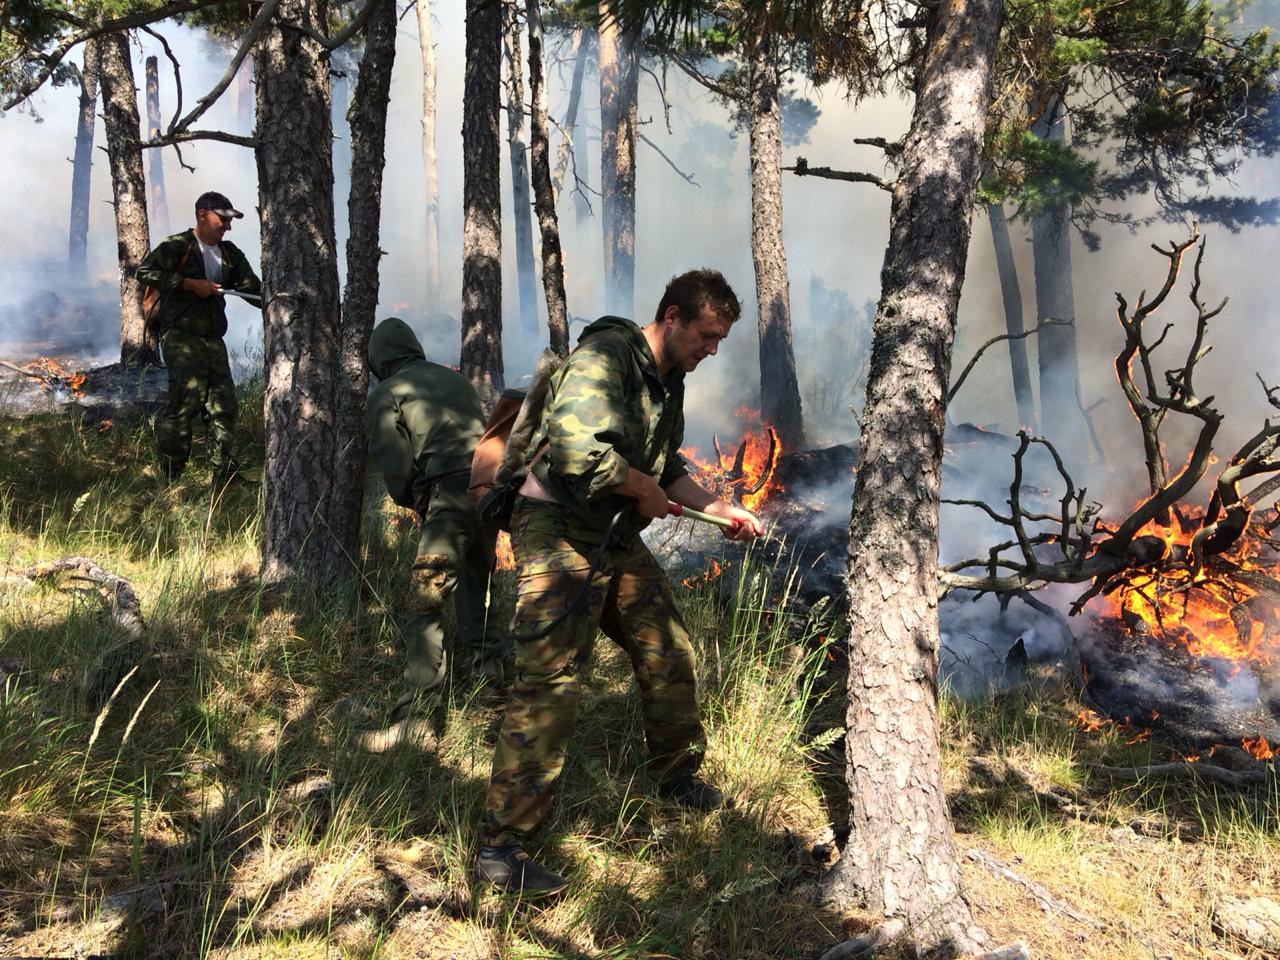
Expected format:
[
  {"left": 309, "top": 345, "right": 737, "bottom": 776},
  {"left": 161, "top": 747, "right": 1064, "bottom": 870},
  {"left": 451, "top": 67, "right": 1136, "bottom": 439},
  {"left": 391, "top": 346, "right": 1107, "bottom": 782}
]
[
  {"left": 476, "top": 269, "right": 762, "bottom": 894},
  {"left": 365, "top": 317, "right": 506, "bottom": 732}
]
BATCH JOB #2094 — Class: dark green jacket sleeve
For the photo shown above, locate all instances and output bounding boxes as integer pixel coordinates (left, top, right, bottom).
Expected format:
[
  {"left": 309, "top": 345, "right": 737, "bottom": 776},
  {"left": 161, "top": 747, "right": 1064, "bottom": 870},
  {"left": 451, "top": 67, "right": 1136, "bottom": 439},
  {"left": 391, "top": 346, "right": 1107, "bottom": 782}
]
[
  {"left": 366, "top": 390, "right": 417, "bottom": 509},
  {"left": 542, "top": 339, "right": 633, "bottom": 501},
  {"left": 137, "top": 235, "right": 190, "bottom": 294},
  {"left": 220, "top": 241, "right": 263, "bottom": 299}
]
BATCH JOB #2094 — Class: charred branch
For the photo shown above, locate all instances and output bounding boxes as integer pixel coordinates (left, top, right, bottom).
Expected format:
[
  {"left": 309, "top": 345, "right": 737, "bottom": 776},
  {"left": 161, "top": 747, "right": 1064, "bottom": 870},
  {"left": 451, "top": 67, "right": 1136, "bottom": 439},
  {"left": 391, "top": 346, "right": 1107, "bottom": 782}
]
[
  {"left": 948, "top": 318, "right": 1073, "bottom": 406},
  {"left": 784, "top": 156, "right": 892, "bottom": 192},
  {"left": 942, "top": 232, "right": 1279, "bottom": 632}
]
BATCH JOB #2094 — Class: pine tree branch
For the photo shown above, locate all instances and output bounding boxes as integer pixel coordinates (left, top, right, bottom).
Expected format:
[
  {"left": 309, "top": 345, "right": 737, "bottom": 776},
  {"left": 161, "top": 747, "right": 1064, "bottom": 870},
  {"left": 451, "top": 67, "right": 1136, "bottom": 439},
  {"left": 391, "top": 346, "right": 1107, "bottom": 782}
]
[{"left": 784, "top": 157, "right": 891, "bottom": 191}]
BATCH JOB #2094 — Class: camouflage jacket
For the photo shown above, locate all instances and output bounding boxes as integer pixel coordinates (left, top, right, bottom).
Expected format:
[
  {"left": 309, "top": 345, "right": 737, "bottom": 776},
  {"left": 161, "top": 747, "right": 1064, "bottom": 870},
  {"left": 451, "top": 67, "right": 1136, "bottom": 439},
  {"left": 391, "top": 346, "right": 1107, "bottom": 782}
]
[
  {"left": 366, "top": 317, "right": 485, "bottom": 512},
  {"left": 531, "top": 315, "right": 689, "bottom": 542},
  {"left": 136, "top": 229, "right": 262, "bottom": 339}
]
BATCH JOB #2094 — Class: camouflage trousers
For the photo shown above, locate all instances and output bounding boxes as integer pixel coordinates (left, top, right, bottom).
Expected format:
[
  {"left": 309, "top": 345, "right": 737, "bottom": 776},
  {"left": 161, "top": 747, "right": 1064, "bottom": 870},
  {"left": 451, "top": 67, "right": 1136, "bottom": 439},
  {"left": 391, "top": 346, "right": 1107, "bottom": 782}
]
[
  {"left": 404, "top": 471, "right": 507, "bottom": 692},
  {"left": 156, "top": 328, "right": 238, "bottom": 469},
  {"left": 483, "top": 497, "right": 705, "bottom": 846}
]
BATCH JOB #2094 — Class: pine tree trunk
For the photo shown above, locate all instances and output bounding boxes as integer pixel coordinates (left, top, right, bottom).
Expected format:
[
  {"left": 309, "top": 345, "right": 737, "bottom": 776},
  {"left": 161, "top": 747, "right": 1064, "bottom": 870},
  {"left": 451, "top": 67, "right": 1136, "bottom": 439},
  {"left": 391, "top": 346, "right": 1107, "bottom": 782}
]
[
  {"left": 987, "top": 202, "right": 1035, "bottom": 429},
  {"left": 99, "top": 31, "right": 157, "bottom": 367},
  {"left": 144, "top": 55, "right": 170, "bottom": 238},
  {"left": 821, "top": 0, "right": 1003, "bottom": 950},
  {"left": 255, "top": 0, "right": 344, "bottom": 585},
  {"left": 462, "top": 0, "right": 505, "bottom": 408},
  {"left": 504, "top": 2, "right": 539, "bottom": 336},
  {"left": 598, "top": 8, "right": 637, "bottom": 318},
  {"left": 1031, "top": 96, "right": 1086, "bottom": 461},
  {"left": 416, "top": 0, "right": 442, "bottom": 304},
  {"left": 68, "top": 39, "right": 100, "bottom": 275},
  {"left": 329, "top": 0, "right": 398, "bottom": 580},
  {"left": 525, "top": 0, "right": 568, "bottom": 356},
  {"left": 748, "top": 32, "right": 805, "bottom": 451}
]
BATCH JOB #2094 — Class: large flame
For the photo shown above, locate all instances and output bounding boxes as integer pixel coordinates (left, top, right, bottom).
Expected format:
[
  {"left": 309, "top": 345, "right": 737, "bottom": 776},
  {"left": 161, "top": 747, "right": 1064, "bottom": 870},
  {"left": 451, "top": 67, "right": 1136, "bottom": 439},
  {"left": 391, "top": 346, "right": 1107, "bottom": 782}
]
[
  {"left": 678, "top": 407, "right": 784, "bottom": 513},
  {"left": 1096, "top": 507, "right": 1280, "bottom": 666}
]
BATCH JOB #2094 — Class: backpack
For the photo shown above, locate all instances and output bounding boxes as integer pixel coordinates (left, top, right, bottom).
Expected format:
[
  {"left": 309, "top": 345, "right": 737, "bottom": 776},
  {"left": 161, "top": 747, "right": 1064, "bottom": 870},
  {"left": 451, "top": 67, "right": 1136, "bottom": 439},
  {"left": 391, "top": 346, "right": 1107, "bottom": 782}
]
[
  {"left": 141, "top": 240, "right": 194, "bottom": 334},
  {"left": 469, "top": 347, "right": 564, "bottom": 531}
]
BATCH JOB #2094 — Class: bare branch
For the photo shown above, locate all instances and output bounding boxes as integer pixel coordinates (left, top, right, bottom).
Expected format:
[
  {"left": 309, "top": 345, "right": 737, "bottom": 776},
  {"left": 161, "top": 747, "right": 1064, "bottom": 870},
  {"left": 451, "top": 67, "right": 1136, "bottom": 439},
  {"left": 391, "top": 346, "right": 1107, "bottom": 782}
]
[
  {"left": 638, "top": 133, "right": 698, "bottom": 186},
  {"left": 784, "top": 157, "right": 891, "bottom": 191},
  {"left": 167, "top": 0, "right": 281, "bottom": 136},
  {"left": 137, "top": 26, "right": 183, "bottom": 132},
  {"left": 948, "top": 319, "right": 1072, "bottom": 405},
  {"left": 4, "top": 0, "right": 247, "bottom": 109}
]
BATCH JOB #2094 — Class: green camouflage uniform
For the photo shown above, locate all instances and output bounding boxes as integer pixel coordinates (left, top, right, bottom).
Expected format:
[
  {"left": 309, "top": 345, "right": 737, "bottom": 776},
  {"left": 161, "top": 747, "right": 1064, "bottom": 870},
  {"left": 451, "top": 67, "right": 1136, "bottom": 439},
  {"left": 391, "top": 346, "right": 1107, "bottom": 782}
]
[
  {"left": 483, "top": 316, "right": 703, "bottom": 847},
  {"left": 136, "top": 228, "right": 261, "bottom": 471},
  {"left": 366, "top": 317, "right": 506, "bottom": 692}
]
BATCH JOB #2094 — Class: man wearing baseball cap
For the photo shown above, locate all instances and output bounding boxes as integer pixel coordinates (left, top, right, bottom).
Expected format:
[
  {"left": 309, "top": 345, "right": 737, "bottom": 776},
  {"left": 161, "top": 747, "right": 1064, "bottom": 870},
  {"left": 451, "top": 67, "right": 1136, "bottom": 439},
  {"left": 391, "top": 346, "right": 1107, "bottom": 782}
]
[{"left": 138, "top": 191, "right": 262, "bottom": 484}]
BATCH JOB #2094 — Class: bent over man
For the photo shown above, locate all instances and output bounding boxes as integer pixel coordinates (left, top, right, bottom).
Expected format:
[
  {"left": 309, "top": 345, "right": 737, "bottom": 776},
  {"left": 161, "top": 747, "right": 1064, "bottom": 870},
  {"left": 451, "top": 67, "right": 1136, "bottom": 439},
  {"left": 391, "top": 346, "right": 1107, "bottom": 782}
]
[
  {"left": 137, "top": 191, "right": 261, "bottom": 483},
  {"left": 365, "top": 318, "right": 508, "bottom": 729},
  {"left": 476, "top": 269, "right": 762, "bottom": 894}
]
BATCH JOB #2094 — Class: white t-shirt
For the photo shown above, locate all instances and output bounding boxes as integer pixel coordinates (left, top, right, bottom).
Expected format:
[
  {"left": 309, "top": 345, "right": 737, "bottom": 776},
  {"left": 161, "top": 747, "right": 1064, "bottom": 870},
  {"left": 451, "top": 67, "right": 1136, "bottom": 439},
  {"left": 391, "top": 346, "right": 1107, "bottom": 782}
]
[{"left": 197, "top": 238, "right": 223, "bottom": 284}]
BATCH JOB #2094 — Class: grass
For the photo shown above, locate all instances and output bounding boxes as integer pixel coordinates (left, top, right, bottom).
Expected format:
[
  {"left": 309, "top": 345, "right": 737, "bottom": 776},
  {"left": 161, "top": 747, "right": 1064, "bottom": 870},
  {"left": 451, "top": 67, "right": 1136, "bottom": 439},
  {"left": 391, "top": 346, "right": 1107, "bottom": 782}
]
[{"left": 2, "top": 388, "right": 1280, "bottom": 959}]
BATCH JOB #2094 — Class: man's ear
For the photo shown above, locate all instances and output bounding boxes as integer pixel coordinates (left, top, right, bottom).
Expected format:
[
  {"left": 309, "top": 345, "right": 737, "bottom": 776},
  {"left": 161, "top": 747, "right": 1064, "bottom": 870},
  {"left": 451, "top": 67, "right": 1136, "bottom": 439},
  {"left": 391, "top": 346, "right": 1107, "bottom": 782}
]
[{"left": 661, "top": 304, "right": 681, "bottom": 326}]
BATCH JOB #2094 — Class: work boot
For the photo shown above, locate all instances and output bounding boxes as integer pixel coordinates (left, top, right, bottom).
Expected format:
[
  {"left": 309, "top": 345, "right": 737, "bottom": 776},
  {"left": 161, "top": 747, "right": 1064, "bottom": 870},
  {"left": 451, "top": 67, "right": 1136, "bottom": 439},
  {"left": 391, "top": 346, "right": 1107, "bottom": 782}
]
[
  {"left": 160, "top": 457, "right": 186, "bottom": 483},
  {"left": 475, "top": 844, "right": 568, "bottom": 895},
  {"left": 212, "top": 459, "right": 251, "bottom": 488},
  {"left": 352, "top": 690, "right": 437, "bottom": 754},
  {"left": 657, "top": 775, "right": 728, "bottom": 812}
]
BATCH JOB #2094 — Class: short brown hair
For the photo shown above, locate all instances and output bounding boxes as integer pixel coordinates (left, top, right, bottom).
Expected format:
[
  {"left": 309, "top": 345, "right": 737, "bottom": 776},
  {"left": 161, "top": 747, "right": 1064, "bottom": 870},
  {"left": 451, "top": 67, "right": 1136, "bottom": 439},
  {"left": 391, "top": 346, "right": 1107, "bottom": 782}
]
[{"left": 655, "top": 269, "right": 741, "bottom": 325}]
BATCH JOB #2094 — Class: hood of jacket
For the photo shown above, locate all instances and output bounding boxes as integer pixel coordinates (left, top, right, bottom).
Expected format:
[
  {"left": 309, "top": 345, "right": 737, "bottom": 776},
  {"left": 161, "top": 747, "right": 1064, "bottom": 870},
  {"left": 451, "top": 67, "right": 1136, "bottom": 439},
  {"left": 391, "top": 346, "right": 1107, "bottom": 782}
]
[{"left": 368, "top": 317, "right": 427, "bottom": 381}]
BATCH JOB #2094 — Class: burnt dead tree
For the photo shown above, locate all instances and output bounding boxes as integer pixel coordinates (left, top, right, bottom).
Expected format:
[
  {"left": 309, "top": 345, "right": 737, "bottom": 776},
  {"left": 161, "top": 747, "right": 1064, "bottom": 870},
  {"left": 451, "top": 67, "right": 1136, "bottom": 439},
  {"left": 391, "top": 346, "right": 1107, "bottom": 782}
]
[
  {"left": 941, "top": 230, "right": 1280, "bottom": 639},
  {"left": 503, "top": 1, "right": 539, "bottom": 336},
  {"left": 68, "top": 39, "right": 101, "bottom": 275},
  {"left": 526, "top": 0, "right": 570, "bottom": 356},
  {"left": 820, "top": 0, "right": 1006, "bottom": 951},
  {"left": 99, "top": 30, "right": 158, "bottom": 368},
  {"left": 986, "top": 201, "right": 1036, "bottom": 429},
  {"left": 144, "top": 54, "right": 170, "bottom": 238},
  {"left": 598, "top": 6, "right": 638, "bottom": 318},
  {"left": 747, "top": 31, "right": 806, "bottom": 451},
  {"left": 416, "top": 0, "right": 442, "bottom": 304},
  {"left": 329, "top": 0, "right": 398, "bottom": 579},
  {"left": 462, "top": 0, "right": 505, "bottom": 409}
]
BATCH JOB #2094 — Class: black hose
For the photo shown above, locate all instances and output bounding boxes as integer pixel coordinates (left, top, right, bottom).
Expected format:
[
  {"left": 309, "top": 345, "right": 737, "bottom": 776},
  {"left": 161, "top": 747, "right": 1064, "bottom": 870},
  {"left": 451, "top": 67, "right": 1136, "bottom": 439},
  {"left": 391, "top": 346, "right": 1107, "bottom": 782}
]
[{"left": 507, "top": 508, "right": 628, "bottom": 643}]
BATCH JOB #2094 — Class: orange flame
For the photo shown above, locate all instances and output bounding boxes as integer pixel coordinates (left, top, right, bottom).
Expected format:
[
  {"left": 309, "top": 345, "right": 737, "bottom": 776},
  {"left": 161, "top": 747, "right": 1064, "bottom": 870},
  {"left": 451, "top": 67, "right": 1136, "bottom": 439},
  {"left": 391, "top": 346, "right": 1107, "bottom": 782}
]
[
  {"left": 1097, "top": 506, "right": 1280, "bottom": 666},
  {"left": 681, "top": 558, "right": 727, "bottom": 589},
  {"left": 495, "top": 531, "right": 515, "bottom": 572},
  {"left": 678, "top": 408, "right": 784, "bottom": 513},
  {"left": 25, "top": 357, "right": 87, "bottom": 398},
  {"left": 1243, "top": 736, "right": 1274, "bottom": 760}
]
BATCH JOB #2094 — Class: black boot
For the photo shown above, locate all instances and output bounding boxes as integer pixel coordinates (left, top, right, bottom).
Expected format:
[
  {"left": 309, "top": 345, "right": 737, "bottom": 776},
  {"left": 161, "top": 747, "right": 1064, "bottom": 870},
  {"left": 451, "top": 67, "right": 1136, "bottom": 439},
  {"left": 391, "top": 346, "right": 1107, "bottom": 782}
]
[
  {"left": 657, "top": 775, "right": 729, "bottom": 811},
  {"left": 475, "top": 844, "right": 568, "bottom": 895},
  {"left": 160, "top": 457, "right": 186, "bottom": 483}
]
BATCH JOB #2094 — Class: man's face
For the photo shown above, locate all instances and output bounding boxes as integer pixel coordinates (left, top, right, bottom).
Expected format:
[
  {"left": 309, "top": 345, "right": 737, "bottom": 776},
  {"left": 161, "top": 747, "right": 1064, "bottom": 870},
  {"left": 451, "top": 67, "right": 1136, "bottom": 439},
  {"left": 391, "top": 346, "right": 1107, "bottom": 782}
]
[
  {"left": 196, "top": 208, "right": 232, "bottom": 242},
  {"left": 662, "top": 303, "right": 732, "bottom": 373}
]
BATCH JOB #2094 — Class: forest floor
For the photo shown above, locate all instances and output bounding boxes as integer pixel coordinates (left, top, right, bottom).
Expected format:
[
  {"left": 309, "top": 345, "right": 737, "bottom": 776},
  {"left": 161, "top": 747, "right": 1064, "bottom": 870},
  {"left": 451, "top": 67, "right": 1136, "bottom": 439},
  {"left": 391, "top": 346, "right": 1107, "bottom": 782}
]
[{"left": 1, "top": 392, "right": 1279, "bottom": 960}]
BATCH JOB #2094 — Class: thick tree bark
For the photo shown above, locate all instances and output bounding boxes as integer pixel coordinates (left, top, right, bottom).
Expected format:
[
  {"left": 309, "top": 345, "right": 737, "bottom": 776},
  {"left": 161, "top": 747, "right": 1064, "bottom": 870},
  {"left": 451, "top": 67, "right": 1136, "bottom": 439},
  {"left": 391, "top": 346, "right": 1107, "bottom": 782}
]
[
  {"left": 551, "top": 26, "right": 587, "bottom": 200},
  {"left": 255, "top": 0, "right": 344, "bottom": 584},
  {"left": 144, "top": 55, "right": 170, "bottom": 238},
  {"left": 822, "top": 0, "right": 1003, "bottom": 951},
  {"left": 462, "top": 0, "right": 505, "bottom": 408},
  {"left": 416, "top": 0, "right": 442, "bottom": 304},
  {"left": 504, "top": 2, "right": 539, "bottom": 336},
  {"left": 1031, "top": 96, "right": 1087, "bottom": 461},
  {"left": 598, "top": 8, "right": 637, "bottom": 318},
  {"left": 987, "top": 203, "right": 1035, "bottom": 428},
  {"left": 748, "top": 32, "right": 805, "bottom": 451},
  {"left": 99, "top": 31, "right": 157, "bottom": 367},
  {"left": 68, "top": 39, "right": 100, "bottom": 274},
  {"left": 329, "top": 0, "right": 398, "bottom": 579},
  {"left": 526, "top": 0, "right": 568, "bottom": 356}
]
